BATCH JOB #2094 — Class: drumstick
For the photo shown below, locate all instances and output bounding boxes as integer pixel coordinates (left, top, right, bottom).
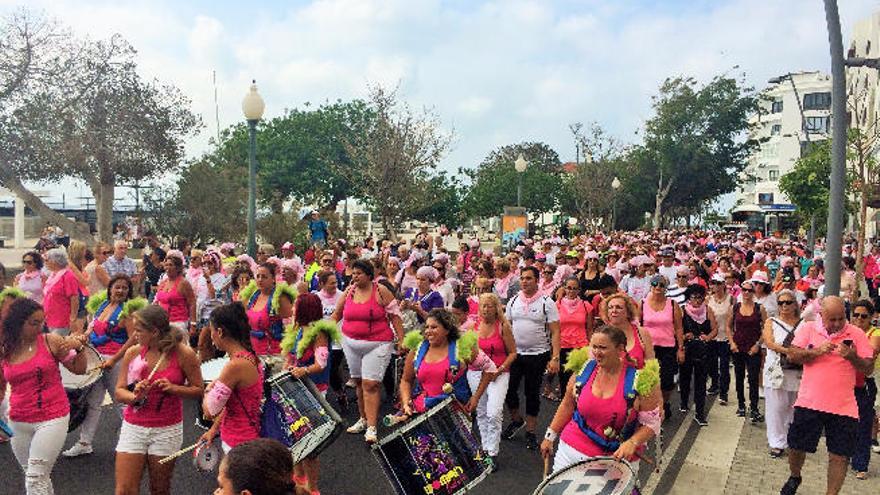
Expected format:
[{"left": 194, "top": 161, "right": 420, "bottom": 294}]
[
  {"left": 543, "top": 456, "right": 551, "bottom": 479},
  {"left": 158, "top": 440, "right": 203, "bottom": 464}
]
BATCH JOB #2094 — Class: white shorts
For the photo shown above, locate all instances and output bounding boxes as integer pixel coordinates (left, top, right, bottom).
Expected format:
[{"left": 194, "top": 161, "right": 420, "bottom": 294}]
[
  {"left": 116, "top": 420, "right": 183, "bottom": 457},
  {"left": 552, "top": 439, "right": 640, "bottom": 475},
  {"left": 342, "top": 338, "right": 394, "bottom": 382}
]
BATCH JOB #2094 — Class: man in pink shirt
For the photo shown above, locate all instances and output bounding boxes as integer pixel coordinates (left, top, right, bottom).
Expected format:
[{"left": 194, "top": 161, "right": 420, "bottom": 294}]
[{"left": 780, "top": 296, "right": 875, "bottom": 495}]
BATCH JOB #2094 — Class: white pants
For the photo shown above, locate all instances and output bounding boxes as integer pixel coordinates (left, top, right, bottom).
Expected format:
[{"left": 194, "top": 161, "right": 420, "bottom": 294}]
[
  {"left": 77, "top": 357, "right": 123, "bottom": 445},
  {"left": 342, "top": 338, "right": 393, "bottom": 381},
  {"left": 467, "top": 370, "right": 509, "bottom": 456},
  {"left": 10, "top": 414, "right": 70, "bottom": 495},
  {"left": 765, "top": 387, "right": 797, "bottom": 450},
  {"left": 552, "top": 439, "right": 640, "bottom": 476}
]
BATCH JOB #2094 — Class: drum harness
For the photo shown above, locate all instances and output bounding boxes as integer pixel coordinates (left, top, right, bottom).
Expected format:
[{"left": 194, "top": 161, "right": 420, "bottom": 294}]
[
  {"left": 247, "top": 287, "right": 285, "bottom": 341},
  {"left": 413, "top": 339, "right": 472, "bottom": 409},
  {"left": 570, "top": 360, "right": 639, "bottom": 454},
  {"left": 89, "top": 301, "right": 128, "bottom": 347}
]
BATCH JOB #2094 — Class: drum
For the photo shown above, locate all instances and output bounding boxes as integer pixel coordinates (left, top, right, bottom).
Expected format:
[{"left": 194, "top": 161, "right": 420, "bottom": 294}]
[
  {"left": 60, "top": 345, "right": 103, "bottom": 433},
  {"left": 372, "top": 397, "right": 491, "bottom": 495},
  {"left": 533, "top": 457, "right": 639, "bottom": 495},
  {"left": 195, "top": 357, "right": 230, "bottom": 430},
  {"left": 261, "top": 371, "right": 344, "bottom": 464},
  {"left": 193, "top": 440, "right": 222, "bottom": 472},
  {"left": 0, "top": 418, "right": 13, "bottom": 441}
]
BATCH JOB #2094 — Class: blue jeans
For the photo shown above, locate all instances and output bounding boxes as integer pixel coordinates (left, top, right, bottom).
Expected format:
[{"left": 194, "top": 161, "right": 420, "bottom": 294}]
[{"left": 852, "top": 379, "right": 876, "bottom": 472}]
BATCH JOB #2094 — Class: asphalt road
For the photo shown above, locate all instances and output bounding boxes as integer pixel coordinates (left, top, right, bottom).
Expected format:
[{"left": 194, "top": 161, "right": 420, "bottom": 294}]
[{"left": 0, "top": 381, "right": 690, "bottom": 495}]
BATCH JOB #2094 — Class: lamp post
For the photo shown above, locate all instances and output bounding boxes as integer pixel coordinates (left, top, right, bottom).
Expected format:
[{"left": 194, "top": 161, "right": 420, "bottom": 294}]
[
  {"left": 823, "top": 0, "right": 846, "bottom": 296},
  {"left": 242, "top": 80, "right": 265, "bottom": 258},
  {"left": 514, "top": 153, "right": 528, "bottom": 207},
  {"left": 611, "top": 176, "right": 621, "bottom": 231}
]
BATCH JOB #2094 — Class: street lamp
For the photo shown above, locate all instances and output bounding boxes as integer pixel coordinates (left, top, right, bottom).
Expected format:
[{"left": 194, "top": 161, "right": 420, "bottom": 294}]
[
  {"left": 514, "top": 153, "right": 528, "bottom": 207},
  {"left": 242, "top": 80, "right": 265, "bottom": 258},
  {"left": 611, "top": 177, "right": 621, "bottom": 231}
]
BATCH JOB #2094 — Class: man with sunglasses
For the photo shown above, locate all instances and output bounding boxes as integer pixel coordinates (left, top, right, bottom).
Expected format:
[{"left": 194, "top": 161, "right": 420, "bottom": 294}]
[{"left": 308, "top": 252, "right": 345, "bottom": 292}]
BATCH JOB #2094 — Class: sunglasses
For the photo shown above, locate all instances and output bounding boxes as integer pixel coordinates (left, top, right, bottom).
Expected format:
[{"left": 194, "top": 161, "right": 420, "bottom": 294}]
[
  {"left": 741, "top": 288, "right": 754, "bottom": 293},
  {"left": 650, "top": 281, "right": 667, "bottom": 288},
  {"left": 778, "top": 300, "right": 796, "bottom": 306},
  {"left": 853, "top": 313, "right": 871, "bottom": 319},
  {"left": 102, "top": 251, "right": 113, "bottom": 255},
  {"left": 22, "top": 259, "right": 34, "bottom": 264},
  {"left": 321, "top": 259, "right": 333, "bottom": 264}
]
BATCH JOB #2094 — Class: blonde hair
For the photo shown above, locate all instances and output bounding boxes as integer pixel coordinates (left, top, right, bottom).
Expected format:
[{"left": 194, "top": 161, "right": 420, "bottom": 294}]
[
  {"left": 191, "top": 248, "right": 204, "bottom": 259},
  {"left": 604, "top": 293, "right": 639, "bottom": 322},
  {"left": 68, "top": 240, "right": 87, "bottom": 269},
  {"left": 133, "top": 305, "right": 181, "bottom": 354},
  {"left": 478, "top": 292, "right": 510, "bottom": 328},
  {"left": 95, "top": 241, "right": 111, "bottom": 258}
]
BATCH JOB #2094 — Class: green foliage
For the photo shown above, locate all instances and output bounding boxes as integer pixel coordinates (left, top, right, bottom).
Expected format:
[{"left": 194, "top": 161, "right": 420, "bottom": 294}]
[
  {"left": 462, "top": 142, "right": 562, "bottom": 218},
  {"left": 779, "top": 138, "right": 854, "bottom": 230},
  {"left": 409, "top": 171, "right": 466, "bottom": 228},
  {"left": 257, "top": 209, "right": 311, "bottom": 251}
]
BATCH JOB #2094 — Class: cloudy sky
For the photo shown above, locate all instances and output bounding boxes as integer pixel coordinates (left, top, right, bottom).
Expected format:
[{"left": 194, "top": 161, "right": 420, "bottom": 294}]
[{"left": 2, "top": 0, "right": 879, "bottom": 207}]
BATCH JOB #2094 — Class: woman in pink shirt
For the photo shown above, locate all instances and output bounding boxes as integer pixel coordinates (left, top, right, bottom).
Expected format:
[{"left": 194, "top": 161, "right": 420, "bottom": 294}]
[
  {"left": 42, "top": 247, "right": 82, "bottom": 335},
  {"left": 14, "top": 250, "right": 46, "bottom": 304},
  {"left": 557, "top": 276, "right": 593, "bottom": 392},
  {"left": 153, "top": 253, "right": 197, "bottom": 342},
  {"left": 114, "top": 305, "right": 203, "bottom": 495},
  {"left": 0, "top": 298, "right": 89, "bottom": 494}
]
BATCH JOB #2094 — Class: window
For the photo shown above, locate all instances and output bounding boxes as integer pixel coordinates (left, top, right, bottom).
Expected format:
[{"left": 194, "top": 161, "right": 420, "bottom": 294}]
[
  {"left": 768, "top": 170, "right": 779, "bottom": 181},
  {"left": 803, "top": 92, "right": 831, "bottom": 110},
  {"left": 805, "top": 116, "right": 830, "bottom": 133},
  {"left": 770, "top": 124, "right": 782, "bottom": 136},
  {"left": 771, "top": 100, "right": 783, "bottom": 113},
  {"left": 758, "top": 193, "right": 774, "bottom": 205}
]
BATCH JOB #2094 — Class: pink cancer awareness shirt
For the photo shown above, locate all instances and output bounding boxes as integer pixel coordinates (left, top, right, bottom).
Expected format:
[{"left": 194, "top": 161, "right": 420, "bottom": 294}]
[
  {"left": 1, "top": 335, "right": 69, "bottom": 423},
  {"left": 792, "top": 321, "right": 873, "bottom": 419},
  {"left": 43, "top": 268, "right": 80, "bottom": 328}
]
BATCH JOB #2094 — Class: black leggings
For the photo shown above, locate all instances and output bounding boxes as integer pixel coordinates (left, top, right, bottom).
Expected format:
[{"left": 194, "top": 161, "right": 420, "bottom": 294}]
[
  {"left": 680, "top": 350, "right": 708, "bottom": 416},
  {"left": 330, "top": 349, "right": 346, "bottom": 393},
  {"left": 505, "top": 351, "right": 551, "bottom": 418},
  {"left": 732, "top": 351, "right": 761, "bottom": 411}
]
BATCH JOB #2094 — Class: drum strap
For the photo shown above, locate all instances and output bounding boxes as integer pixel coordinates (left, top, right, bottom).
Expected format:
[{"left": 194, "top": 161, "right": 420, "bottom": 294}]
[
  {"left": 571, "top": 361, "right": 638, "bottom": 453},
  {"left": 413, "top": 340, "right": 470, "bottom": 404}
]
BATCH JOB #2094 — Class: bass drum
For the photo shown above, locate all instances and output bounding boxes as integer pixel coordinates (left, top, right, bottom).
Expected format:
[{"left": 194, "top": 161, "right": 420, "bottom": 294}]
[
  {"left": 533, "top": 456, "right": 639, "bottom": 495},
  {"left": 60, "top": 345, "right": 104, "bottom": 433}
]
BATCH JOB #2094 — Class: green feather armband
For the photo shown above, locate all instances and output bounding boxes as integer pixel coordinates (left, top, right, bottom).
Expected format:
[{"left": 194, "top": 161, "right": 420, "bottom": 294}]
[{"left": 634, "top": 358, "right": 661, "bottom": 397}]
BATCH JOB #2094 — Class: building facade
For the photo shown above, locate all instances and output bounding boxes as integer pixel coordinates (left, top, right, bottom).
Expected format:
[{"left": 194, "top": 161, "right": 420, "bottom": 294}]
[{"left": 734, "top": 71, "right": 832, "bottom": 233}]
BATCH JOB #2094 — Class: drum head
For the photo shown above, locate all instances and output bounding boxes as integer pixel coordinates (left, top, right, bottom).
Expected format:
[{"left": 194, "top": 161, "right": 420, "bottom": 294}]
[
  {"left": 60, "top": 345, "right": 103, "bottom": 389},
  {"left": 533, "top": 457, "right": 637, "bottom": 495},
  {"left": 200, "top": 357, "right": 230, "bottom": 383},
  {"left": 194, "top": 442, "right": 222, "bottom": 472}
]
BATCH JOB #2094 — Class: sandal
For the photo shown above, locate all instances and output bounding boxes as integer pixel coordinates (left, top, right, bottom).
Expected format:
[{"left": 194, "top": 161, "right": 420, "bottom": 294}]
[
  {"left": 768, "top": 448, "right": 784, "bottom": 458},
  {"left": 856, "top": 471, "right": 868, "bottom": 480}
]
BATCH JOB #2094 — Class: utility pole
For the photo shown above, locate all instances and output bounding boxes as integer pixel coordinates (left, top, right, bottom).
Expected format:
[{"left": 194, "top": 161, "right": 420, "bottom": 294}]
[{"left": 823, "top": 0, "right": 846, "bottom": 296}]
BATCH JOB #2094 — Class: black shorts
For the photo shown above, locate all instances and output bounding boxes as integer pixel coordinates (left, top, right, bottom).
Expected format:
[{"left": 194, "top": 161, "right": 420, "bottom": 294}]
[
  {"left": 654, "top": 345, "right": 678, "bottom": 392},
  {"left": 787, "top": 406, "right": 858, "bottom": 457}
]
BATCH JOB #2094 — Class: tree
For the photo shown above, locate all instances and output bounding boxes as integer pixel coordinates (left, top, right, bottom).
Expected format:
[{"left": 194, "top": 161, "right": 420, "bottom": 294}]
[
  {"left": 0, "top": 12, "right": 200, "bottom": 242},
  {"left": 845, "top": 78, "right": 880, "bottom": 281},
  {"left": 638, "top": 75, "right": 760, "bottom": 228},
  {"left": 409, "top": 171, "right": 466, "bottom": 228},
  {"left": 462, "top": 142, "right": 562, "bottom": 218},
  {"left": 341, "top": 86, "right": 452, "bottom": 239}
]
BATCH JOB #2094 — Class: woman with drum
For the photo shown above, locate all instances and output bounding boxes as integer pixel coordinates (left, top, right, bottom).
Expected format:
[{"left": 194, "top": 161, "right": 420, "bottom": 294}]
[
  {"left": 399, "top": 308, "right": 495, "bottom": 416},
  {"left": 239, "top": 263, "right": 296, "bottom": 356},
  {"left": 467, "top": 293, "right": 517, "bottom": 468},
  {"left": 154, "top": 252, "right": 197, "bottom": 343},
  {"left": 333, "top": 259, "right": 404, "bottom": 444},
  {"left": 63, "top": 275, "right": 147, "bottom": 458},
  {"left": 281, "top": 293, "right": 340, "bottom": 495},
  {"left": 114, "top": 305, "right": 204, "bottom": 495},
  {"left": 540, "top": 326, "right": 661, "bottom": 477},
  {"left": 200, "top": 302, "right": 263, "bottom": 454},
  {"left": 0, "top": 298, "right": 90, "bottom": 494}
]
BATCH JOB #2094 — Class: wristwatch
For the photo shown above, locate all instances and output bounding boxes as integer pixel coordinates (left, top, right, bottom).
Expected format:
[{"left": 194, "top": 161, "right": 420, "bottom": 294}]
[{"left": 544, "top": 429, "right": 559, "bottom": 442}]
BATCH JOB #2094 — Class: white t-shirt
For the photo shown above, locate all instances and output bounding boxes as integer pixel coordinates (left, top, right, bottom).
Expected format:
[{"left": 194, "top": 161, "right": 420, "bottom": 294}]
[
  {"left": 621, "top": 275, "right": 651, "bottom": 303},
  {"left": 506, "top": 294, "right": 560, "bottom": 355},
  {"left": 658, "top": 265, "right": 678, "bottom": 285},
  {"left": 316, "top": 289, "right": 344, "bottom": 350}
]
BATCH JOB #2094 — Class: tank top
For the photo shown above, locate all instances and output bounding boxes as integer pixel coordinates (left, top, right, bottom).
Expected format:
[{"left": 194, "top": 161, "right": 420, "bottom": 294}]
[
  {"left": 1, "top": 335, "right": 69, "bottom": 423},
  {"left": 123, "top": 348, "right": 185, "bottom": 428},
  {"left": 416, "top": 354, "right": 450, "bottom": 397},
  {"left": 628, "top": 324, "right": 647, "bottom": 369},
  {"left": 91, "top": 303, "right": 128, "bottom": 356},
  {"left": 707, "top": 294, "right": 732, "bottom": 342},
  {"left": 290, "top": 326, "right": 332, "bottom": 390},
  {"left": 341, "top": 284, "right": 393, "bottom": 342},
  {"left": 477, "top": 320, "right": 507, "bottom": 368},
  {"left": 85, "top": 262, "right": 105, "bottom": 297},
  {"left": 642, "top": 298, "right": 676, "bottom": 347},
  {"left": 246, "top": 291, "right": 283, "bottom": 356},
  {"left": 765, "top": 318, "right": 802, "bottom": 392},
  {"left": 732, "top": 302, "right": 762, "bottom": 351},
  {"left": 557, "top": 298, "right": 591, "bottom": 349},
  {"left": 559, "top": 365, "right": 639, "bottom": 460},
  {"left": 155, "top": 278, "right": 189, "bottom": 323},
  {"left": 220, "top": 352, "right": 264, "bottom": 448}
]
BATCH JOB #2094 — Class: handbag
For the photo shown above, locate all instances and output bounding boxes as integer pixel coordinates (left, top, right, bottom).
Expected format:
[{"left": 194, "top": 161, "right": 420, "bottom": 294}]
[{"left": 777, "top": 318, "right": 802, "bottom": 371}]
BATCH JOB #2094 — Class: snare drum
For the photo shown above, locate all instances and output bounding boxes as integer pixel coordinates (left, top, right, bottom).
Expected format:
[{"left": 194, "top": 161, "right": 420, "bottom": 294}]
[
  {"left": 60, "top": 345, "right": 104, "bottom": 433},
  {"left": 533, "top": 457, "right": 639, "bottom": 495},
  {"left": 0, "top": 418, "right": 13, "bottom": 441},
  {"left": 195, "top": 357, "right": 230, "bottom": 430},
  {"left": 372, "top": 397, "right": 491, "bottom": 495},
  {"left": 261, "top": 371, "right": 344, "bottom": 464}
]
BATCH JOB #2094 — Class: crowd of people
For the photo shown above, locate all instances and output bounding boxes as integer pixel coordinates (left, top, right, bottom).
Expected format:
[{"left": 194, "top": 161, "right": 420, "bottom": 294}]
[{"left": 0, "top": 225, "right": 877, "bottom": 495}]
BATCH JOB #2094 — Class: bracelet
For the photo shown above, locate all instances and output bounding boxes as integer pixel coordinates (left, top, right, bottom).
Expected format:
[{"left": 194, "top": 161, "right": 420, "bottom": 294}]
[{"left": 544, "top": 429, "right": 559, "bottom": 442}]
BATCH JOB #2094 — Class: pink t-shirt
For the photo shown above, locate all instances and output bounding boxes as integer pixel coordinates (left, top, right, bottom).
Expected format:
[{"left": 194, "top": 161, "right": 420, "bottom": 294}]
[
  {"left": 43, "top": 268, "right": 80, "bottom": 328},
  {"left": 792, "top": 321, "right": 873, "bottom": 419},
  {"left": 557, "top": 298, "right": 591, "bottom": 349}
]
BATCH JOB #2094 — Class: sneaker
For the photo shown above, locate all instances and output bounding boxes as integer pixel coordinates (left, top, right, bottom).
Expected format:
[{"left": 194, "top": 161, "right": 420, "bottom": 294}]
[
  {"left": 736, "top": 406, "right": 746, "bottom": 417},
  {"left": 780, "top": 475, "right": 801, "bottom": 495},
  {"left": 345, "top": 379, "right": 357, "bottom": 388},
  {"left": 769, "top": 448, "right": 785, "bottom": 458},
  {"left": 679, "top": 404, "right": 688, "bottom": 413},
  {"left": 502, "top": 419, "right": 525, "bottom": 440},
  {"left": 347, "top": 417, "right": 368, "bottom": 434},
  {"left": 719, "top": 397, "right": 728, "bottom": 406},
  {"left": 62, "top": 442, "right": 93, "bottom": 457},
  {"left": 488, "top": 455, "right": 499, "bottom": 473},
  {"left": 750, "top": 410, "right": 765, "bottom": 424},
  {"left": 525, "top": 432, "right": 538, "bottom": 450},
  {"left": 707, "top": 386, "right": 719, "bottom": 396},
  {"left": 364, "top": 426, "right": 378, "bottom": 444},
  {"left": 872, "top": 440, "right": 880, "bottom": 453},
  {"left": 693, "top": 415, "right": 708, "bottom": 427}
]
